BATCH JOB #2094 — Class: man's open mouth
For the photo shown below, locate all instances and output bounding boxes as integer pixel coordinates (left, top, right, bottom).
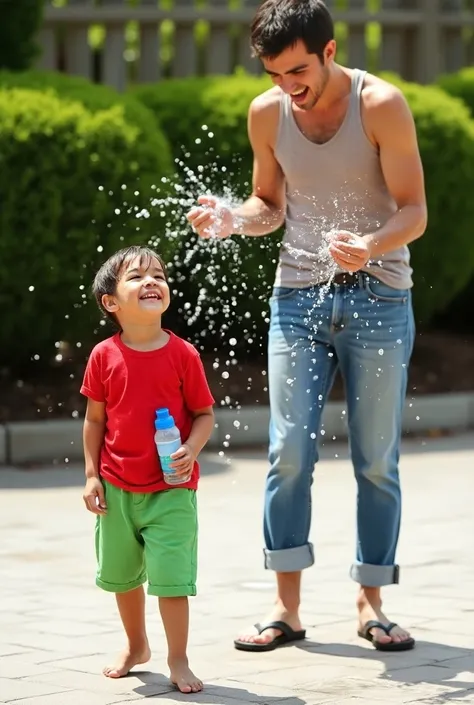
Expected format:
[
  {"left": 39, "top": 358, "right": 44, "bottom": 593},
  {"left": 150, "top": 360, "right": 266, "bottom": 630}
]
[{"left": 290, "top": 87, "right": 309, "bottom": 102}]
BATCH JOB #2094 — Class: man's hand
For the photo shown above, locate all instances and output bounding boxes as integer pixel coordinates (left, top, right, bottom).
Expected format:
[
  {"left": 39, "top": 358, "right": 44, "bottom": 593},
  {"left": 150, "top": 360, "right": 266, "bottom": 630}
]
[
  {"left": 186, "top": 196, "right": 234, "bottom": 239},
  {"left": 169, "top": 443, "right": 196, "bottom": 480},
  {"left": 83, "top": 476, "right": 107, "bottom": 515},
  {"left": 329, "top": 231, "right": 371, "bottom": 272}
]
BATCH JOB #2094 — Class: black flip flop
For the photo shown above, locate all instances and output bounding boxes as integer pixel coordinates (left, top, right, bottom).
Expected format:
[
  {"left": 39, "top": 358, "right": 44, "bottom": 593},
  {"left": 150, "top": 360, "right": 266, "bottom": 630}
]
[
  {"left": 358, "top": 620, "right": 415, "bottom": 651},
  {"left": 234, "top": 620, "right": 306, "bottom": 652}
]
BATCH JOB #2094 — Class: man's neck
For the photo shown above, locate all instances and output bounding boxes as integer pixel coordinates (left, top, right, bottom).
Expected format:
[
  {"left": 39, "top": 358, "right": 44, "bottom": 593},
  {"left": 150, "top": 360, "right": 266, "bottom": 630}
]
[{"left": 311, "top": 63, "right": 352, "bottom": 114}]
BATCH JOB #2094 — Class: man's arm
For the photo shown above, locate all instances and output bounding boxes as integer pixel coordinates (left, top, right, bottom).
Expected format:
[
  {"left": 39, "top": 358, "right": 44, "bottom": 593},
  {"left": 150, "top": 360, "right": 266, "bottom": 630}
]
[
  {"left": 187, "top": 92, "right": 286, "bottom": 238},
  {"left": 365, "top": 87, "right": 427, "bottom": 257},
  {"left": 230, "top": 96, "right": 286, "bottom": 235}
]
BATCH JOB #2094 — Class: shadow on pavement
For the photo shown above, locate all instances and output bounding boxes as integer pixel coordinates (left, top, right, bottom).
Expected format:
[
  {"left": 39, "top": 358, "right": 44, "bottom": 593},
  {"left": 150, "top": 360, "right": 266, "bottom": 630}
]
[
  {"left": 297, "top": 639, "right": 474, "bottom": 701},
  {"left": 0, "top": 454, "right": 232, "bottom": 490},
  {"left": 132, "top": 671, "right": 306, "bottom": 703}
]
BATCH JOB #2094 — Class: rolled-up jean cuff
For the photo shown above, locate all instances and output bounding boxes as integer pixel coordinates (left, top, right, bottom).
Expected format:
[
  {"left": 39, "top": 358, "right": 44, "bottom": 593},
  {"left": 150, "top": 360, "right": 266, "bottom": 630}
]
[
  {"left": 350, "top": 563, "right": 400, "bottom": 587},
  {"left": 264, "top": 543, "right": 314, "bottom": 572}
]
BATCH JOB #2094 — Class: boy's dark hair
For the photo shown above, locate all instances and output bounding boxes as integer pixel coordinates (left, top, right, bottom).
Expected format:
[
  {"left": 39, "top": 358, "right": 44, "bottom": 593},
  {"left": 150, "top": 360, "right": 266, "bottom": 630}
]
[
  {"left": 250, "top": 0, "right": 334, "bottom": 63},
  {"left": 92, "top": 245, "right": 168, "bottom": 327}
]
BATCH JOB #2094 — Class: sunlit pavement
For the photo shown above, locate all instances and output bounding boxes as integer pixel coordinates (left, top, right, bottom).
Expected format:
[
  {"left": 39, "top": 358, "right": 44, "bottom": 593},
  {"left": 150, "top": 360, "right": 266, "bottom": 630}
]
[{"left": 1, "top": 433, "right": 473, "bottom": 704}]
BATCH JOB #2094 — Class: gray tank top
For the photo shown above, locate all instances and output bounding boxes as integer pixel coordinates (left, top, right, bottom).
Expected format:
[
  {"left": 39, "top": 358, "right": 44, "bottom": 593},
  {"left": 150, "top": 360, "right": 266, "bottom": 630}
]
[{"left": 274, "top": 68, "right": 413, "bottom": 289}]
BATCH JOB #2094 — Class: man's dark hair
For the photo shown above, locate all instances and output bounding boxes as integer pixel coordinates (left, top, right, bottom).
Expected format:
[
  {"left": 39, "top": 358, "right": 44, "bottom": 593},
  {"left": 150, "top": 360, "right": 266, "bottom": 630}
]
[
  {"left": 92, "top": 245, "right": 168, "bottom": 327},
  {"left": 250, "top": 0, "right": 334, "bottom": 63}
]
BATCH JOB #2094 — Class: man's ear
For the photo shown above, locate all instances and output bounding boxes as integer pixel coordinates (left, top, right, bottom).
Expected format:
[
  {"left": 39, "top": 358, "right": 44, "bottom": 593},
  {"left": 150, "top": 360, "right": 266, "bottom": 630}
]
[{"left": 324, "top": 39, "right": 336, "bottom": 64}]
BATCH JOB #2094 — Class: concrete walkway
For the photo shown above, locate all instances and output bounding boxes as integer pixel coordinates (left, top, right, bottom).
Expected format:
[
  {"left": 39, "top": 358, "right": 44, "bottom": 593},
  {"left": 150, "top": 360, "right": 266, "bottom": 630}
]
[{"left": 0, "top": 433, "right": 473, "bottom": 704}]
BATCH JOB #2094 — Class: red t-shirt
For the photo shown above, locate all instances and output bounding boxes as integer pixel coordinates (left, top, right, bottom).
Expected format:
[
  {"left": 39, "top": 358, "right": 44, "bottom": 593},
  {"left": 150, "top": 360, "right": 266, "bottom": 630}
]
[{"left": 80, "top": 331, "right": 215, "bottom": 493}]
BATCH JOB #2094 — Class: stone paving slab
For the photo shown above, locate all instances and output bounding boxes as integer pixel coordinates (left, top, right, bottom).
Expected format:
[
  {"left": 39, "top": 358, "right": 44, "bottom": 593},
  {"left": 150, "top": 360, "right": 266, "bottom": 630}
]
[{"left": 0, "top": 433, "right": 473, "bottom": 704}]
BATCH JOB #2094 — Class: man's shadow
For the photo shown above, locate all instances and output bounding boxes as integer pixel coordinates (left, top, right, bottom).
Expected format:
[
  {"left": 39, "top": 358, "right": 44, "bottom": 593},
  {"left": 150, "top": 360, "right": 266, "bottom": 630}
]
[
  {"left": 130, "top": 672, "right": 307, "bottom": 702},
  {"left": 297, "top": 638, "right": 474, "bottom": 701}
]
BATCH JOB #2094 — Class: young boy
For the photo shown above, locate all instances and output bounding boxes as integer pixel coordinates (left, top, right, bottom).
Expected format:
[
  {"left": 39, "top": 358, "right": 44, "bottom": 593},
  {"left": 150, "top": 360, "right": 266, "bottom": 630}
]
[{"left": 81, "top": 245, "right": 215, "bottom": 693}]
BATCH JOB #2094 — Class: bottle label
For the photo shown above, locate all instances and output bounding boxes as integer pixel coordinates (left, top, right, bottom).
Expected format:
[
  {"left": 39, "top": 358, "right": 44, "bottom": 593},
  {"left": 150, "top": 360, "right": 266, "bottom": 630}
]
[{"left": 157, "top": 439, "right": 182, "bottom": 477}]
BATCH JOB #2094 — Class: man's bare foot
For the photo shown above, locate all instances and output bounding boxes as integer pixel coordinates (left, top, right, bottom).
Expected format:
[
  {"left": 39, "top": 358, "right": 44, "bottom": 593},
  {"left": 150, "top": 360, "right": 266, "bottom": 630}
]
[
  {"left": 357, "top": 588, "right": 411, "bottom": 646},
  {"left": 103, "top": 642, "right": 151, "bottom": 678},
  {"left": 235, "top": 607, "right": 303, "bottom": 647},
  {"left": 169, "top": 658, "right": 203, "bottom": 693}
]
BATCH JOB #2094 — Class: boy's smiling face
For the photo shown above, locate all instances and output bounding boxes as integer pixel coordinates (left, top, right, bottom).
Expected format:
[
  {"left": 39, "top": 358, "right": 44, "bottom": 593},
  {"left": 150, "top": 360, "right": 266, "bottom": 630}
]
[{"left": 101, "top": 255, "right": 170, "bottom": 324}]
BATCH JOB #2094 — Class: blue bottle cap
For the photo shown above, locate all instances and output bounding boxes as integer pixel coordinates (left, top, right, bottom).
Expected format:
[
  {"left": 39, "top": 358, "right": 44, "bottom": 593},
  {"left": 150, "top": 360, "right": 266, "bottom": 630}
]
[{"left": 155, "top": 408, "right": 174, "bottom": 430}]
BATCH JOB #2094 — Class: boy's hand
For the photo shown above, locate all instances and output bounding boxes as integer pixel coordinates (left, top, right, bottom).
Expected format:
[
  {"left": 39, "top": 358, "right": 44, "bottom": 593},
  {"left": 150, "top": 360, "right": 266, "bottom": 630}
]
[
  {"left": 169, "top": 443, "right": 196, "bottom": 479},
  {"left": 83, "top": 476, "right": 107, "bottom": 515}
]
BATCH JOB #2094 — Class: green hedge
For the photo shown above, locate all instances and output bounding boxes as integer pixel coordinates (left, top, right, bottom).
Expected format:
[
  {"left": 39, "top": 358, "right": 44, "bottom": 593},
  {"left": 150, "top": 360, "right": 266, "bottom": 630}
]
[
  {"left": 380, "top": 73, "right": 474, "bottom": 325},
  {"left": 133, "top": 74, "right": 280, "bottom": 353},
  {"left": 0, "top": 70, "right": 172, "bottom": 177},
  {"left": 435, "top": 67, "right": 474, "bottom": 332},
  {"left": 438, "top": 67, "right": 474, "bottom": 116},
  {"left": 0, "top": 86, "right": 173, "bottom": 369},
  {"left": 0, "top": 1, "right": 44, "bottom": 71},
  {"left": 133, "top": 72, "right": 474, "bottom": 335}
]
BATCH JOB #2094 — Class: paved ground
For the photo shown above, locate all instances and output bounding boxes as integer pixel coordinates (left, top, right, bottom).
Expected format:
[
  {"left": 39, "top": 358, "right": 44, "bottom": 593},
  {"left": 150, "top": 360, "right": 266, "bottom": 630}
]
[{"left": 0, "top": 433, "right": 473, "bottom": 704}]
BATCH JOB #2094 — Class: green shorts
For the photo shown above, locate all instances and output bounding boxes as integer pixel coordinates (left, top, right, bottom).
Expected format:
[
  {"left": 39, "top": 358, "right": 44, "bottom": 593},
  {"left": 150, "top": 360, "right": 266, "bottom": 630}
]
[{"left": 95, "top": 481, "right": 198, "bottom": 597}]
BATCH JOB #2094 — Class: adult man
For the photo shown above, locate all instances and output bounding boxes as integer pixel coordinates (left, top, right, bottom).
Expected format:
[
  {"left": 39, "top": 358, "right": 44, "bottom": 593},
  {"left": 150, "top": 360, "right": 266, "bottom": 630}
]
[{"left": 187, "top": 0, "right": 426, "bottom": 653}]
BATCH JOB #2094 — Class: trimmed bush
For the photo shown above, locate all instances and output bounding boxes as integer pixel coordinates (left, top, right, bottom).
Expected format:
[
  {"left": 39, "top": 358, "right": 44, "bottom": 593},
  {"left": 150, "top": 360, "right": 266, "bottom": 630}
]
[
  {"left": 0, "top": 87, "right": 173, "bottom": 369},
  {"left": 134, "top": 74, "right": 271, "bottom": 194},
  {"left": 0, "top": 70, "right": 172, "bottom": 177},
  {"left": 133, "top": 74, "right": 279, "bottom": 354},
  {"left": 435, "top": 67, "right": 474, "bottom": 332},
  {"left": 0, "top": 0, "right": 44, "bottom": 71},
  {"left": 133, "top": 73, "right": 474, "bottom": 338},
  {"left": 380, "top": 73, "right": 474, "bottom": 324},
  {"left": 438, "top": 67, "right": 474, "bottom": 117}
]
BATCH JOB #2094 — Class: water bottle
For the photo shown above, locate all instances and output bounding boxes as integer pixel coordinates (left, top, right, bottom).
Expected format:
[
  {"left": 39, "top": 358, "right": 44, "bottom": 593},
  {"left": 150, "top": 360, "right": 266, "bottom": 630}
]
[{"left": 154, "top": 408, "right": 185, "bottom": 486}]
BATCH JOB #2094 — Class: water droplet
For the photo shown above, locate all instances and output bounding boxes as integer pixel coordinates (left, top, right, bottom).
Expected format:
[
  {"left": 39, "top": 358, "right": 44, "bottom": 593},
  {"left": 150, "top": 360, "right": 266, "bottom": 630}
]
[{"left": 378, "top": 349, "right": 384, "bottom": 356}]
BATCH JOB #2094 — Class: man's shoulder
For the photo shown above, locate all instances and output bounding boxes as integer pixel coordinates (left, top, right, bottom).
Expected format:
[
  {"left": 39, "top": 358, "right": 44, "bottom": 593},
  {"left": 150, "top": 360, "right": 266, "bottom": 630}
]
[
  {"left": 248, "top": 86, "right": 281, "bottom": 145},
  {"left": 361, "top": 72, "right": 408, "bottom": 113},
  {"left": 250, "top": 85, "right": 281, "bottom": 113}
]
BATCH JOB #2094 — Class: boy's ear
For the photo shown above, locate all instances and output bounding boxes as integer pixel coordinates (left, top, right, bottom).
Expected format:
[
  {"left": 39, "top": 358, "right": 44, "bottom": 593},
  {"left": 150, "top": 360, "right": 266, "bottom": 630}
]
[{"left": 102, "top": 294, "right": 119, "bottom": 313}]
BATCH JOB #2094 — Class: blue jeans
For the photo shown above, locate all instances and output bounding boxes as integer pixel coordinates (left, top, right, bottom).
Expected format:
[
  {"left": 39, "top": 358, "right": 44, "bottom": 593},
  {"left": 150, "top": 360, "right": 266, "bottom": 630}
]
[{"left": 264, "top": 274, "right": 415, "bottom": 587}]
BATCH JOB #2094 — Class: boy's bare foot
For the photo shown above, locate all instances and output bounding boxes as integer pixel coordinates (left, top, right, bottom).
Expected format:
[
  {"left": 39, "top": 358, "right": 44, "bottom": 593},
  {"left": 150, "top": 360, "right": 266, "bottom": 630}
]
[
  {"left": 103, "top": 643, "right": 151, "bottom": 678},
  {"left": 169, "top": 658, "right": 203, "bottom": 693}
]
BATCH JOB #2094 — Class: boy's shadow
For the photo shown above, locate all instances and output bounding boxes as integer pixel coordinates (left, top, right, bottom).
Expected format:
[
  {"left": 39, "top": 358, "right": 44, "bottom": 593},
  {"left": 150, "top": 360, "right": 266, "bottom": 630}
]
[
  {"left": 298, "top": 639, "right": 474, "bottom": 701},
  {"left": 131, "top": 671, "right": 306, "bottom": 703}
]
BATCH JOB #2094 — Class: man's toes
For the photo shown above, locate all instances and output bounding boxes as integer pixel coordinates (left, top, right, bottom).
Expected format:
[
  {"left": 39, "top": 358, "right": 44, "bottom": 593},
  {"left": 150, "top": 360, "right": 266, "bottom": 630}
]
[
  {"left": 372, "top": 629, "right": 391, "bottom": 643},
  {"left": 390, "top": 627, "right": 410, "bottom": 643}
]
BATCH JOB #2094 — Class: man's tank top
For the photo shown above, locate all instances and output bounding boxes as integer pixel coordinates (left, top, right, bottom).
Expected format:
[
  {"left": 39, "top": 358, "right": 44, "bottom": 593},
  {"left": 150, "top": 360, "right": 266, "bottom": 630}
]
[{"left": 273, "top": 68, "right": 413, "bottom": 290}]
